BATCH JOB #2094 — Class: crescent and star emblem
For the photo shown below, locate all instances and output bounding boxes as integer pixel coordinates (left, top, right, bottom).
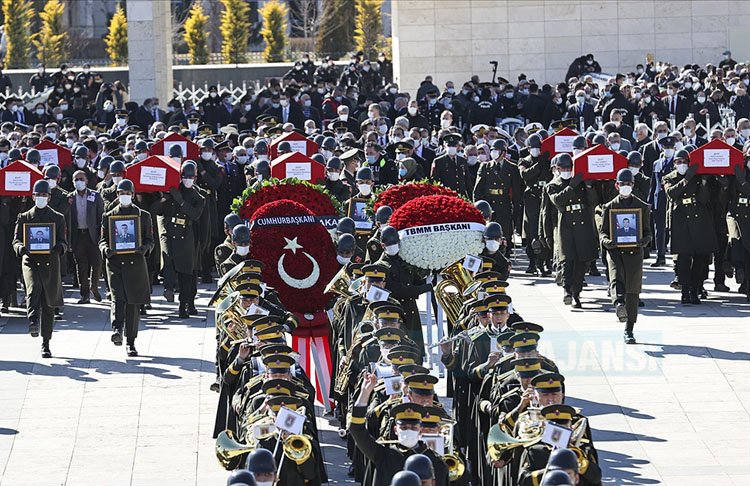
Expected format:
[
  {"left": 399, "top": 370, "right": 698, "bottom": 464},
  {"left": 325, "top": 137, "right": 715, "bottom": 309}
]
[{"left": 277, "top": 237, "right": 321, "bottom": 289}]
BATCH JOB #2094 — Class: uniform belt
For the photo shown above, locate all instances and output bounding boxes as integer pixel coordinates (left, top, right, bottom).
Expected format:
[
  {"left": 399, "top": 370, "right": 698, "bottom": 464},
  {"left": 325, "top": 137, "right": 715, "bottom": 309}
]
[
  {"left": 738, "top": 197, "right": 749, "bottom": 205},
  {"left": 537, "top": 181, "right": 547, "bottom": 187},
  {"left": 203, "top": 188, "right": 213, "bottom": 195},
  {"left": 489, "top": 188, "right": 504, "bottom": 195},
  {"left": 566, "top": 204, "right": 582, "bottom": 211},
  {"left": 681, "top": 197, "right": 696, "bottom": 205},
  {"left": 172, "top": 217, "right": 187, "bottom": 226},
  {"left": 77, "top": 228, "right": 89, "bottom": 232}
]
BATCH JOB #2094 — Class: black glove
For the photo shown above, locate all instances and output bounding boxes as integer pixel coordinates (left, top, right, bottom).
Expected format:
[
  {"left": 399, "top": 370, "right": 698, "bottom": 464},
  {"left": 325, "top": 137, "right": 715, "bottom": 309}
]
[
  {"left": 734, "top": 165, "right": 745, "bottom": 180},
  {"left": 18, "top": 246, "right": 29, "bottom": 257},
  {"left": 685, "top": 164, "right": 698, "bottom": 180},
  {"left": 717, "top": 175, "right": 730, "bottom": 188},
  {"left": 51, "top": 243, "right": 65, "bottom": 256},
  {"left": 133, "top": 245, "right": 148, "bottom": 255},
  {"left": 570, "top": 173, "right": 584, "bottom": 187},
  {"left": 421, "top": 283, "right": 433, "bottom": 293},
  {"left": 638, "top": 236, "right": 652, "bottom": 248},
  {"left": 602, "top": 238, "right": 616, "bottom": 250},
  {"left": 169, "top": 186, "right": 184, "bottom": 205},
  {"left": 104, "top": 248, "right": 115, "bottom": 259}
]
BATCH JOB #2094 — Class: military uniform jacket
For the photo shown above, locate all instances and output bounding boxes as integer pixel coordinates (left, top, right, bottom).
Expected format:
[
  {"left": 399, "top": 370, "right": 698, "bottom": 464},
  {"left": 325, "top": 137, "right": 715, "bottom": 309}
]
[
  {"left": 378, "top": 253, "right": 425, "bottom": 347},
  {"left": 600, "top": 195, "right": 651, "bottom": 294},
  {"left": 13, "top": 206, "right": 67, "bottom": 307},
  {"left": 519, "top": 153, "right": 553, "bottom": 239},
  {"left": 633, "top": 172, "right": 651, "bottom": 202},
  {"left": 664, "top": 171, "right": 718, "bottom": 255},
  {"left": 728, "top": 169, "right": 750, "bottom": 251},
  {"left": 100, "top": 204, "right": 155, "bottom": 304},
  {"left": 197, "top": 158, "right": 222, "bottom": 239},
  {"left": 214, "top": 236, "right": 233, "bottom": 275},
  {"left": 155, "top": 185, "right": 206, "bottom": 274},
  {"left": 431, "top": 154, "right": 469, "bottom": 197},
  {"left": 547, "top": 176, "right": 600, "bottom": 262},
  {"left": 323, "top": 178, "right": 352, "bottom": 204},
  {"left": 474, "top": 160, "right": 522, "bottom": 212}
]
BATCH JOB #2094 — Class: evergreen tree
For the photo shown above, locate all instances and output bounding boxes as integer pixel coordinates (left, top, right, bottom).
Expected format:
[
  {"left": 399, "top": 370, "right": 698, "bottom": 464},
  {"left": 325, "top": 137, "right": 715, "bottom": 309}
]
[
  {"left": 316, "top": 0, "right": 355, "bottom": 59},
  {"left": 2, "top": 0, "right": 33, "bottom": 68},
  {"left": 33, "top": 0, "right": 67, "bottom": 67},
  {"left": 183, "top": 2, "right": 209, "bottom": 65},
  {"left": 220, "top": 0, "right": 250, "bottom": 64},
  {"left": 353, "top": 0, "right": 383, "bottom": 60},
  {"left": 260, "top": 0, "right": 288, "bottom": 63},
  {"left": 105, "top": 4, "right": 128, "bottom": 65}
]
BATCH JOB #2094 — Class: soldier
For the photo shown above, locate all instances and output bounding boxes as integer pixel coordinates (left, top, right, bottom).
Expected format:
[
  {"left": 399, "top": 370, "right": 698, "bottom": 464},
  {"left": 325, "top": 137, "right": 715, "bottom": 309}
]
[
  {"left": 546, "top": 154, "right": 599, "bottom": 308},
  {"left": 473, "top": 139, "right": 522, "bottom": 256},
  {"left": 366, "top": 205, "right": 393, "bottom": 263},
  {"left": 197, "top": 138, "right": 222, "bottom": 283},
  {"left": 480, "top": 222, "right": 511, "bottom": 281},
  {"left": 13, "top": 180, "right": 67, "bottom": 358},
  {"left": 728, "top": 163, "right": 750, "bottom": 301},
  {"left": 43, "top": 164, "right": 71, "bottom": 289},
  {"left": 378, "top": 226, "right": 432, "bottom": 350},
  {"left": 600, "top": 169, "right": 652, "bottom": 344},
  {"left": 100, "top": 179, "right": 154, "bottom": 356},
  {"left": 323, "top": 156, "right": 352, "bottom": 203},
  {"left": 215, "top": 213, "right": 243, "bottom": 276},
  {"left": 626, "top": 151, "right": 650, "bottom": 202},
  {"left": 96, "top": 157, "right": 119, "bottom": 204},
  {"left": 431, "top": 133, "right": 469, "bottom": 197},
  {"left": 518, "top": 133, "right": 553, "bottom": 275},
  {"left": 663, "top": 150, "right": 718, "bottom": 304},
  {"left": 155, "top": 161, "right": 206, "bottom": 317},
  {"left": 219, "top": 225, "right": 251, "bottom": 276},
  {"left": 245, "top": 449, "right": 277, "bottom": 486}
]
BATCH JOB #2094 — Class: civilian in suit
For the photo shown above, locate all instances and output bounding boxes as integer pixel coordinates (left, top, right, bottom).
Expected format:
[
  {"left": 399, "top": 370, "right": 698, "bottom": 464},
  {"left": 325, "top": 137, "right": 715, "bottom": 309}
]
[
  {"left": 607, "top": 131, "right": 631, "bottom": 153},
  {"left": 565, "top": 90, "right": 596, "bottom": 130},
  {"left": 647, "top": 136, "right": 677, "bottom": 267},
  {"left": 299, "top": 93, "right": 322, "bottom": 130},
  {"left": 210, "top": 93, "right": 235, "bottom": 129},
  {"left": 663, "top": 81, "right": 690, "bottom": 125},
  {"left": 133, "top": 98, "right": 157, "bottom": 132},
  {"left": 730, "top": 85, "right": 750, "bottom": 120},
  {"left": 639, "top": 121, "right": 670, "bottom": 177},
  {"left": 1, "top": 97, "right": 32, "bottom": 124},
  {"left": 691, "top": 90, "right": 721, "bottom": 125},
  {"left": 69, "top": 171, "right": 104, "bottom": 303},
  {"left": 263, "top": 93, "right": 306, "bottom": 130},
  {"left": 637, "top": 91, "right": 669, "bottom": 122},
  {"left": 681, "top": 118, "right": 707, "bottom": 148}
]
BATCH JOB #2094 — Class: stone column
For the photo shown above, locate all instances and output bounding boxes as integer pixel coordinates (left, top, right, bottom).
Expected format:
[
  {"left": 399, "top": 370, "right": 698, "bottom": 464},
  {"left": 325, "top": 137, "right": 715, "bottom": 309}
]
[{"left": 126, "top": 0, "right": 173, "bottom": 105}]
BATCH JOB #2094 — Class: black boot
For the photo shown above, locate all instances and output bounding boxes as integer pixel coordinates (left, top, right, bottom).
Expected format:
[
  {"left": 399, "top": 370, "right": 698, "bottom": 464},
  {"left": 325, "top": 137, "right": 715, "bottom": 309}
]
[
  {"left": 681, "top": 289, "right": 691, "bottom": 305},
  {"left": 111, "top": 327, "right": 123, "bottom": 346},
  {"left": 690, "top": 287, "right": 702, "bottom": 305},
  {"left": 563, "top": 292, "right": 573, "bottom": 305},
  {"left": 572, "top": 294, "right": 582, "bottom": 308},
  {"left": 588, "top": 261, "right": 601, "bottom": 276},
  {"left": 41, "top": 339, "right": 52, "bottom": 358},
  {"left": 624, "top": 323, "right": 636, "bottom": 344},
  {"left": 28, "top": 319, "right": 40, "bottom": 337},
  {"left": 178, "top": 303, "right": 190, "bottom": 318},
  {"left": 126, "top": 342, "right": 138, "bottom": 357},
  {"left": 188, "top": 303, "right": 198, "bottom": 315}
]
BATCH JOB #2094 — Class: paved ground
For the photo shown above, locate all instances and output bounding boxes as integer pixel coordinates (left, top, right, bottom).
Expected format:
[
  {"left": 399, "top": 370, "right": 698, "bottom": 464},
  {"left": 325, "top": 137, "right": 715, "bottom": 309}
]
[{"left": 0, "top": 252, "right": 748, "bottom": 485}]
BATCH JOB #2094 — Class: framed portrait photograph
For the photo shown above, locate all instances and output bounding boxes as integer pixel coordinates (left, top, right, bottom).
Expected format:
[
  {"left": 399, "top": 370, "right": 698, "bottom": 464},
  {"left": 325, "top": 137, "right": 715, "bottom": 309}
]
[
  {"left": 23, "top": 223, "right": 55, "bottom": 254},
  {"left": 609, "top": 208, "right": 642, "bottom": 248},
  {"left": 109, "top": 215, "right": 141, "bottom": 254},
  {"left": 348, "top": 197, "right": 374, "bottom": 233}
]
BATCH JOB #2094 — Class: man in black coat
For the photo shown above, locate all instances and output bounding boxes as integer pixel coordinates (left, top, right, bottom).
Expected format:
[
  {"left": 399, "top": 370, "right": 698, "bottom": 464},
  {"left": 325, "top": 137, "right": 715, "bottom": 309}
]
[{"left": 565, "top": 89, "right": 596, "bottom": 130}]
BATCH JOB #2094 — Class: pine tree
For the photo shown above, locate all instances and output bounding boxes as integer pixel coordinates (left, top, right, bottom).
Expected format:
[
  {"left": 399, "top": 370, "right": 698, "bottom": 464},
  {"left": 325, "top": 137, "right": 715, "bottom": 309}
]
[
  {"left": 353, "top": 0, "right": 383, "bottom": 60},
  {"left": 105, "top": 4, "right": 128, "bottom": 65},
  {"left": 2, "top": 0, "right": 33, "bottom": 69},
  {"left": 33, "top": 0, "right": 67, "bottom": 67},
  {"left": 183, "top": 2, "right": 209, "bottom": 65},
  {"left": 317, "top": 0, "right": 355, "bottom": 59},
  {"left": 260, "top": 0, "right": 288, "bottom": 63},
  {"left": 220, "top": 0, "right": 250, "bottom": 64}
]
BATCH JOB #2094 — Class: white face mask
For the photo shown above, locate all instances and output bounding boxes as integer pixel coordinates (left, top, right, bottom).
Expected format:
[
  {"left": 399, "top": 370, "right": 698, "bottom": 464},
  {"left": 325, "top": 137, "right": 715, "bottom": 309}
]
[
  {"left": 697, "top": 96, "right": 706, "bottom": 104},
  {"left": 490, "top": 150, "right": 501, "bottom": 160},
  {"left": 201, "top": 152, "right": 213, "bottom": 161},
  {"left": 257, "top": 481, "right": 274, "bottom": 486},
  {"left": 384, "top": 244, "right": 399, "bottom": 256},
  {"left": 560, "top": 171, "right": 573, "bottom": 180},
  {"left": 397, "top": 429, "right": 420, "bottom": 449},
  {"left": 726, "top": 137, "right": 736, "bottom": 146},
  {"left": 74, "top": 180, "right": 86, "bottom": 191},
  {"left": 327, "top": 171, "right": 340, "bottom": 181},
  {"left": 357, "top": 183, "right": 372, "bottom": 196},
  {"left": 467, "top": 155, "right": 478, "bottom": 166},
  {"left": 118, "top": 194, "right": 133, "bottom": 206},
  {"left": 182, "top": 178, "right": 194, "bottom": 188},
  {"left": 485, "top": 240, "right": 501, "bottom": 253},
  {"left": 447, "top": 146, "right": 457, "bottom": 156},
  {"left": 97, "top": 170, "right": 105, "bottom": 179},
  {"left": 188, "top": 123, "right": 198, "bottom": 131},
  {"left": 0, "top": 152, "right": 7, "bottom": 162},
  {"left": 529, "top": 148, "right": 541, "bottom": 157},
  {"left": 339, "top": 114, "right": 348, "bottom": 121},
  {"left": 618, "top": 185, "right": 633, "bottom": 197},
  {"left": 236, "top": 155, "right": 248, "bottom": 164},
  {"left": 112, "top": 176, "right": 123, "bottom": 185},
  {"left": 336, "top": 255, "right": 351, "bottom": 265},
  {"left": 235, "top": 245, "right": 250, "bottom": 256},
  {"left": 629, "top": 167, "right": 640, "bottom": 176},
  {"left": 683, "top": 128, "right": 694, "bottom": 137},
  {"left": 742, "top": 129, "right": 750, "bottom": 138},
  {"left": 75, "top": 157, "right": 87, "bottom": 168},
  {"left": 35, "top": 196, "right": 48, "bottom": 209},
  {"left": 46, "top": 179, "right": 57, "bottom": 189},
  {"left": 663, "top": 148, "right": 675, "bottom": 158},
  {"left": 408, "top": 107, "right": 418, "bottom": 116},
  {"left": 610, "top": 142, "right": 620, "bottom": 151},
  {"left": 676, "top": 164, "right": 688, "bottom": 175},
  {"left": 116, "top": 118, "right": 127, "bottom": 126}
]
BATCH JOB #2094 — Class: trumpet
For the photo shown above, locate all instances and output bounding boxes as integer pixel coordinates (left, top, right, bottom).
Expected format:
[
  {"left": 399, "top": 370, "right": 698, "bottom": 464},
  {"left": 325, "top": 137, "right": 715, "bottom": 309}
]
[
  {"left": 444, "top": 453, "right": 465, "bottom": 482},
  {"left": 283, "top": 434, "right": 313, "bottom": 464}
]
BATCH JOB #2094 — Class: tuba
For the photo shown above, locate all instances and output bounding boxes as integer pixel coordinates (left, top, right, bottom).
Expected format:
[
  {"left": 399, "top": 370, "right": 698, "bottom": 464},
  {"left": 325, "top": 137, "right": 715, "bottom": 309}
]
[
  {"left": 215, "top": 429, "right": 256, "bottom": 470},
  {"left": 216, "top": 292, "right": 249, "bottom": 342},
  {"left": 434, "top": 259, "right": 473, "bottom": 325},
  {"left": 324, "top": 266, "right": 352, "bottom": 298},
  {"left": 210, "top": 262, "right": 243, "bottom": 306},
  {"left": 486, "top": 424, "right": 541, "bottom": 461},
  {"left": 444, "top": 453, "right": 465, "bottom": 482}
]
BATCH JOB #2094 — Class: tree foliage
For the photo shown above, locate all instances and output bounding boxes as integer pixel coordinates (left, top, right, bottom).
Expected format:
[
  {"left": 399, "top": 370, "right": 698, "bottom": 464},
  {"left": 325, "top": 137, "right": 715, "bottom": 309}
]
[
  {"left": 2, "top": 0, "right": 33, "bottom": 68},
  {"left": 353, "top": 0, "right": 383, "bottom": 60},
  {"left": 183, "top": 2, "right": 209, "bottom": 64},
  {"left": 33, "top": 0, "right": 67, "bottom": 67},
  {"left": 260, "top": 0, "right": 288, "bottom": 63},
  {"left": 220, "top": 0, "right": 250, "bottom": 64},
  {"left": 316, "top": 0, "right": 355, "bottom": 58},
  {"left": 105, "top": 4, "right": 128, "bottom": 65}
]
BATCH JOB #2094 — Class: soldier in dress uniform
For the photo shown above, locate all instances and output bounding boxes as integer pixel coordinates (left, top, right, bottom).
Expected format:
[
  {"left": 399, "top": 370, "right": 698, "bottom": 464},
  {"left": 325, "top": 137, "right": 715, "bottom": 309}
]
[
  {"left": 215, "top": 213, "right": 243, "bottom": 276},
  {"left": 13, "top": 180, "right": 67, "bottom": 358},
  {"left": 546, "top": 154, "right": 599, "bottom": 308},
  {"left": 518, "top": 134, "right": 554, "bottom": 275},
  {"left": 154, "top": 161, "right": 206, "bottom": 317},
  {"left": 663, "top": 150, "right": 718, "bottom": 304},
  {"left": 218, "top": 225, "right": 252, "bottom": 276},
  {"left": 100, "top": 179, "right": 154, "bottom": 356},
  {"left": 626, "top": 151, "right": 651, "bottom": 202},
  {"left": 43, "top": 164, "right": 71, "bottom": 295},
  {"left": 431, "top": 133, "right": 469, "bottom": 197},
  {"left": 600, "top": 169, "right": 652, "bottom": 344},
  {"left": 365, "top": 205, "right": 393, "bottom": 263},
  {"left": 323, "top": 156, "right": 352, "bottom": 203},
  {"left": 474, "top": 139, "right": 522, "bottom": 256},
  {"left": 197, "top": 138, "right": 223, "bottom": 283},
  {"left": 727, "top": 163, "right": 750, "bottom": 300},
  {"left": 480, "top": 222, "right": 511, "bottom": 281},
  {"left": 377, "top": 226, "right": 432, "bottom": 350}
]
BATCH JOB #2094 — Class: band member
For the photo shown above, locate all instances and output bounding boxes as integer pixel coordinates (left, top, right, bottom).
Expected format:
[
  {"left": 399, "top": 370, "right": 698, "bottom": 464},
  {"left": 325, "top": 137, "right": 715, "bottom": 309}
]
[
  {"left": 13, "top": 180, "right": 67, "bottom": 358},
  {"left": 100, "top": 179, "right": 154, "bottom": 356}
]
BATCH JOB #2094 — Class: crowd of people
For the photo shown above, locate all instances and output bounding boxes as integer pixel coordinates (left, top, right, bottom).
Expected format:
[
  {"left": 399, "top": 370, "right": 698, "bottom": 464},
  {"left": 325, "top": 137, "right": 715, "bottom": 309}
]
[{"left": 2, "top": 49, "right": 749, "bottom": 486}]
